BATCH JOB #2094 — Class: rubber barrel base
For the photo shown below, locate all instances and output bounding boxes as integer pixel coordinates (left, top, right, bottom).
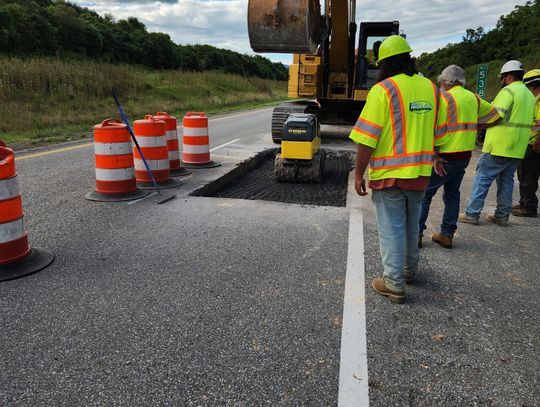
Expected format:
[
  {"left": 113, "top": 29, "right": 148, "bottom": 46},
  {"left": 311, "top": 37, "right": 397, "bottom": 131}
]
[
  {"left": 181, "top": 160, "right": 221, "bottom": 169},
  {"left": 85, "top": 189, "right": 149, "bottom": 202},
  {"left": 170, "top": 167, "right": 192, "bottom": 177},
  {"left": 136, "top": 178, "right": 182, "bottom": 190},
  {"left": 0, "top": 248, "right": 55, "bottom": 282}
]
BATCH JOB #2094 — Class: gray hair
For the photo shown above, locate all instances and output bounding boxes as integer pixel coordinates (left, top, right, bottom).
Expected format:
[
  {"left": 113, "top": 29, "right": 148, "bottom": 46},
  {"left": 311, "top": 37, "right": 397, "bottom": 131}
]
[{"left": 438, "top": 65, "right": 466, "bottom": 86}]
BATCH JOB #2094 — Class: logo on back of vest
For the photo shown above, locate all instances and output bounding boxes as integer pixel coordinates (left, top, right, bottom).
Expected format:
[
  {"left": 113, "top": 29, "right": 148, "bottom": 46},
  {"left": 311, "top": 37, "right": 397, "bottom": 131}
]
[{"left": 410, "top": 101, "right": 433, "bottom": 113}]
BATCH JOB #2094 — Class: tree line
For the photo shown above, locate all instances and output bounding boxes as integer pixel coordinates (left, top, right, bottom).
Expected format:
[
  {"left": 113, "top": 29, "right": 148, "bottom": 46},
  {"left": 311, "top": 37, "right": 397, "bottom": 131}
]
[
  {"left": 417, "top": 0, "right": 540, "bottom": 78},
  {"left": 0, "top": 0, "right": 288, "bottom": 80}
]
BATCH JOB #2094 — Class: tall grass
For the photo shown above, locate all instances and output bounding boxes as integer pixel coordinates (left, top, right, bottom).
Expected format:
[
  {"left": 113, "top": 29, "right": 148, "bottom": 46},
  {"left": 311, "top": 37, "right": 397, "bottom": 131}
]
[{"left": 0, "top": 56, "right": 287, "bottom": 146}]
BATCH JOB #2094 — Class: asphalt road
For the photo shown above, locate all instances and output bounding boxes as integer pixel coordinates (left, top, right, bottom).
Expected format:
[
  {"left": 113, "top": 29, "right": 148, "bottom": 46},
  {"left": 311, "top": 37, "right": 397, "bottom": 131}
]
[{"left": 0, "top": 108, "right": 538, "bottom": 406}]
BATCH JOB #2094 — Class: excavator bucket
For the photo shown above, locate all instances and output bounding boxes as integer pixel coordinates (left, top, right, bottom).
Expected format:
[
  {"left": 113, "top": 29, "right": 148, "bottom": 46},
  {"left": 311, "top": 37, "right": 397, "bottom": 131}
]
[{"left": 248, "top": 0, "right": 324, "bottom": 54}]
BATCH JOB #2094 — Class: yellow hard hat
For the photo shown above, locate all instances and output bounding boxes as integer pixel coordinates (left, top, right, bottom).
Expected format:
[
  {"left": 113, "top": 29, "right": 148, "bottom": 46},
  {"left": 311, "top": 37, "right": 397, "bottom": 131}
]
[
  {"left": 523, "top": 69, "right": 540, "bottom": 85},
  {"left": 377, "top": 35, "right": 413, "bottom": 63}
]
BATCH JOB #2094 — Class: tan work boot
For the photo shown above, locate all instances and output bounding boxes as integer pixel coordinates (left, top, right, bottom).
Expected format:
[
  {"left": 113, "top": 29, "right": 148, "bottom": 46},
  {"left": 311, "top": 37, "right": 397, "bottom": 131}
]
[
  {"left": 486, "top": 215, "right": 509, "bottom": 226},
  {"left": 458, "top": 213, "right": 480, "bottom": 225},
  {"left": 432, "top": 232, "right": 452, "bottom": 249},
  {"left": 372, "top": 277, "right": 405, "bottom": 304}
]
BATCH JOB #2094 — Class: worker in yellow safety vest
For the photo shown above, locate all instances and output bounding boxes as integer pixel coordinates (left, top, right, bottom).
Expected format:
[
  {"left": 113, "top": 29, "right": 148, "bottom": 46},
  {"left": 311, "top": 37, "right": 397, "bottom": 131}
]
[
  {"left": 512, "top": 69, "right": 540, "bottom": 217},
  {"left": 349, "top": 35, "right": 446, "bottom": 303},
  {"left": 418, "top": 65, "right": 500, "bottom": 249},
  {"left": 459, "top": 60, "right": 535, "bottom": 226}
]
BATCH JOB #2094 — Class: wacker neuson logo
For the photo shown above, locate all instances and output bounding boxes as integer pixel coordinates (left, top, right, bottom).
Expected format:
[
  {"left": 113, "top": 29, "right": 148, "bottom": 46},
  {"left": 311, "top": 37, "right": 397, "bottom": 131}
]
[{"left": 409, "top": 101, "right": 433, "bottom": 113}]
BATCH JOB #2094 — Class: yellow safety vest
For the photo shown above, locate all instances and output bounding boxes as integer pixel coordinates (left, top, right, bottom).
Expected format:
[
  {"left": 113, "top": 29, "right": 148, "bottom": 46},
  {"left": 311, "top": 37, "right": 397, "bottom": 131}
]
[
  {"left": 483, "top": 81, "right": 535, "bottom": 158},
  {"left": 437, "top": 85, "right": 499, "bottom": 153},
  {"left": 530, "top": 94, "right": 540, "bottom": 145},
  {"left": 349, "top": 73, "right": 442, "bottom": 180}
]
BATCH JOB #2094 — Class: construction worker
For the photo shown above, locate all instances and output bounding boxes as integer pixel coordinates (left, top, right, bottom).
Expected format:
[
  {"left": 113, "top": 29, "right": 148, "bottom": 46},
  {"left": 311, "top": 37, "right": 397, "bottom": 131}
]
[
  {"left": 512, "top": 69, "right": 540, "bottom": 217},
  {"left": 459, "top": 60, "right": 535, "bottom": 226},
  {"left": 418, "top": 65, "right": 500, "bottom": 248},
  {"left": 350, "top": 35, "right": 445, "bottom": 304}
]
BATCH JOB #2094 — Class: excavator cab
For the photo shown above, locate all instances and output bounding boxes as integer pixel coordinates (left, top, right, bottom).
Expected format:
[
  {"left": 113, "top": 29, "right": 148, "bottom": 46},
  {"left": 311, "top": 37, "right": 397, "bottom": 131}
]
[{"left": 354, "top": 21, "right": 400, "bottom": 97}]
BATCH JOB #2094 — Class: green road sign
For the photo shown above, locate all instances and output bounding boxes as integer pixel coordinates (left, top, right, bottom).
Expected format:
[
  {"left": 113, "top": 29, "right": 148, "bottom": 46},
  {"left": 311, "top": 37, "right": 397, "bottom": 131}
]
[{"left": 476, "top": 64, "right": 488, "bottom": 99}]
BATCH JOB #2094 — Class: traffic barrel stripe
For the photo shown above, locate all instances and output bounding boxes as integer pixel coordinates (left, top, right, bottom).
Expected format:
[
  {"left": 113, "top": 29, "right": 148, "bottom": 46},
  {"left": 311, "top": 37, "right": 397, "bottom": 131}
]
[
  {"left": 0, "top": 176, "right": 19, "bottom": 201},
  {"left": 0, "top": 196, "right": 23, "bottom": 224},
  {"left": 0, "top": 217, "right": 25, "bottom": 244}
]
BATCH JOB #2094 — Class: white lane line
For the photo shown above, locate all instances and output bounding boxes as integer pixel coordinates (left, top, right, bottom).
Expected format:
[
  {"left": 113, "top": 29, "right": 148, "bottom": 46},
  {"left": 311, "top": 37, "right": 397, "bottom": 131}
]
[
  {"left": 338, "top": 194, "right": 369, "bottom": 406},
  {"left": 127, "top": 191, "right": 157, "bottom": 206},
  {"left": 209, "top": 138, "right": 241, "bottom": 152}
]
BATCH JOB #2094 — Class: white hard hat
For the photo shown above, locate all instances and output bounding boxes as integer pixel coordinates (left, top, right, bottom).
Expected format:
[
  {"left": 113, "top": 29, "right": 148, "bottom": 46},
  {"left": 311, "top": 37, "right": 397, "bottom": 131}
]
[{"left": 500, "top": 60, "right": 524, "bottom": 75}]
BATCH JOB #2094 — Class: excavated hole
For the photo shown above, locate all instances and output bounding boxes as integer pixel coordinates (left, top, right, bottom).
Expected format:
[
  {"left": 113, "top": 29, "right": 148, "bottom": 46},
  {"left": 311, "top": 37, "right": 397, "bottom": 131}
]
[{"left": 191, "top": 148, "right": 353, "bottom": 207}]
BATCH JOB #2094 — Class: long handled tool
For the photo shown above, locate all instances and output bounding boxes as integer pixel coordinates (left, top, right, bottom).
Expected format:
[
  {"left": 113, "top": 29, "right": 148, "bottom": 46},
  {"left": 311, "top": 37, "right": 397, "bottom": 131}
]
[{"left": 112, "top": 90, "right": 176, "bottom": 204}]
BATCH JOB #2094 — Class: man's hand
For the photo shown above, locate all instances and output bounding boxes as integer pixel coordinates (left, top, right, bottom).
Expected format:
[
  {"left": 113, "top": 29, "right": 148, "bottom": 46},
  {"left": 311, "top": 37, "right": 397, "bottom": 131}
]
[
  {"left": 434, "top": 157, "right": 448, "bottom": 177},
  {"left": 354, "top": 144, "right": 374, "bottom": 197},
  {"left": 355, "top": 175, "right": 368, "bottom": 196}
]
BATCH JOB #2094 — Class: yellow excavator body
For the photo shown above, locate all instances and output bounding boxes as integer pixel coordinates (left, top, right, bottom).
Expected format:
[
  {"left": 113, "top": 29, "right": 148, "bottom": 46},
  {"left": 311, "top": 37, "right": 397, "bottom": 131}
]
[{"left": 247, "top": 0, "right": 401, "bottom": 143}]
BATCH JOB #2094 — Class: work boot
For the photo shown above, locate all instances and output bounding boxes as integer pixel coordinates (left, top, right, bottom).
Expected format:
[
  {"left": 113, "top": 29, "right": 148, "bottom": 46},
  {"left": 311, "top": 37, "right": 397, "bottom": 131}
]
[
  {"left": 512, "top": 203, "right": 522, "bottom": 210},
  {"left": 511, "top": 207, "right": 538, "bottom": 217},
  {"left": 372, "top": 277, "right": 405, "bottom": 304},
  {"left": 432, "top": 232, "right": 452, "bottom": 249},
  {"left": 458, "top": 213, "right": 480, "bottom": 225},
  {"left": 418, "top": 234, "right": 423, "bottom": 248},
  {"left": 486, "top": 215, "right": 509, "bottom": 226}
]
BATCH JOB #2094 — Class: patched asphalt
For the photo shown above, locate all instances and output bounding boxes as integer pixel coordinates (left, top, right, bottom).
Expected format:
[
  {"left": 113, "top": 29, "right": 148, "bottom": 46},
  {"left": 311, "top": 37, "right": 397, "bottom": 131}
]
[{"left": 1, "top": 109, "right": 538, "bottom": 406}]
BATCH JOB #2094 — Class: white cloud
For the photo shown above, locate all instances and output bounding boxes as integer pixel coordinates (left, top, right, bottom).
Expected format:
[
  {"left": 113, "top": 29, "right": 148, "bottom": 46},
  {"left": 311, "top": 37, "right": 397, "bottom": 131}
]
[{"left": 75, "top": 0, "right": 525, "bottom": 63}]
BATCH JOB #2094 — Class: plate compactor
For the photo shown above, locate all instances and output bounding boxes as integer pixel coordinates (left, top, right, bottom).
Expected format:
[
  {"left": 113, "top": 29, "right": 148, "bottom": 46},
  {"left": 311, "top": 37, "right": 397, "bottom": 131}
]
[{"left": 274, "top": 113, "right": 325, "bottom": 183}]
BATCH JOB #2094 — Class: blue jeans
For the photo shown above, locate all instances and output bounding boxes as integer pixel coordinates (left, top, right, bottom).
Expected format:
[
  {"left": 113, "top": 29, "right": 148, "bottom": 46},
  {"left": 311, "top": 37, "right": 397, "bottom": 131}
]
[
  {"left": 464, "top": 153, "right": 520, "bottom": 220},
  {"left": 419, "top": 159, "right": 470, "bottom": 237},
  {"left": 372, "top": 188, "right": 425, "bottom": 292}
]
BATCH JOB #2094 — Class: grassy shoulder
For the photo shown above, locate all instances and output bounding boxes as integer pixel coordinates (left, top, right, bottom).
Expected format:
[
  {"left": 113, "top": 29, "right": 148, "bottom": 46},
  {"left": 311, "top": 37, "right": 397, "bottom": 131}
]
[{"left": 0, "top": 56, "right": 287, "bottom": 148}]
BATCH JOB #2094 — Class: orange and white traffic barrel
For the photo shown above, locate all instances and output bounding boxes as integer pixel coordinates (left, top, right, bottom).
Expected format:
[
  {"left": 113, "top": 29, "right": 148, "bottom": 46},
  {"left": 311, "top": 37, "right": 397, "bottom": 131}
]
[
  {"left": 0, "top": 145, "right": 54, "bottom": 282},
  {"left": 85, "top": 119, "right": 148, "bottom": 202},
  {"left": 153, "top": 112, "right": 191, "bottom": 177},
  {"left": 133, "top": 115, "right": 181, "bottom": 190},
  {"left": 181, "top": 112, "right": 220, "bottom": 169}
]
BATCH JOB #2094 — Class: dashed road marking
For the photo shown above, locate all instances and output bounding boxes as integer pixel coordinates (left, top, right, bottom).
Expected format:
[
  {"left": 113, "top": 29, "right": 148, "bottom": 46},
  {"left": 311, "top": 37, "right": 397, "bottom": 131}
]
[
  {"left": 210, "top": 138, "right": 241, "bottom": 152},
  {"left": 338, "top": 193, "right": 370, "bottom": 406}
]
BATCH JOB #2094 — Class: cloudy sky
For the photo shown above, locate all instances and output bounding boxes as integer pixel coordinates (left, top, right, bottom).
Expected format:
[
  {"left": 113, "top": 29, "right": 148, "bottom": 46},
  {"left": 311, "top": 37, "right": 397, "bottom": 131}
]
[{"left": 76, "top": 0, "right": 525, "bottom": 64}]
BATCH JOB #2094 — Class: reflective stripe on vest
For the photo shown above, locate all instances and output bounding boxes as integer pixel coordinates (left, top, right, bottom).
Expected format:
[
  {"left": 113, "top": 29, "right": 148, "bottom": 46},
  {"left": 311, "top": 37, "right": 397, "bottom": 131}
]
[
  {"left": 369, "top": 78, "right": 436, "bottom": 170},
  {"left": 352, "top": 117, "right": 382, "bottom": 140},
  {"left": 378, "top": 79, "right": 406, "bottom": 155},
  {"left": 370, "top": 152, "right": 434, "bottom": 169},
  {"left": 479, "top": 108, "right": 499, "bottom": 124}
]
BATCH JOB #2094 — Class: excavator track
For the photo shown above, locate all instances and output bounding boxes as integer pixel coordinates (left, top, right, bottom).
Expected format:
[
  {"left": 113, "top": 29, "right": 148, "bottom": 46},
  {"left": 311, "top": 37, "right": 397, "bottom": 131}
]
[{"left": 271, "top": 102, "right": 317, "bottom": 144}]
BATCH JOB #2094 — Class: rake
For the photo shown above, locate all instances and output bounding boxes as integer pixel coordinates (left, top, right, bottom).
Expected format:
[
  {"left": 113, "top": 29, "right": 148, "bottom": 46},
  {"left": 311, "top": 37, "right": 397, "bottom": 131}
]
[{"left": 112, "top": 90, "right": 176, "bottom": 204}]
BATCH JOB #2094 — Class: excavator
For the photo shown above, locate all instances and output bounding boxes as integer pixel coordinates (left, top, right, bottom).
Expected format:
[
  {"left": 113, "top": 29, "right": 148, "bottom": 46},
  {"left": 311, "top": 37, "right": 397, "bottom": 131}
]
[{"left": 247, "top": 0, "right": 400, "bottom": 182}]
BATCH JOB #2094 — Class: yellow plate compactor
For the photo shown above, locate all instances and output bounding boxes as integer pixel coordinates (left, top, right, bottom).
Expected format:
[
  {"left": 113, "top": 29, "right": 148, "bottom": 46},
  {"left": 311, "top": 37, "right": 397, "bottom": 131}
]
[{"left": 275, "top": 113, "right": 325, "bottom": 183}]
